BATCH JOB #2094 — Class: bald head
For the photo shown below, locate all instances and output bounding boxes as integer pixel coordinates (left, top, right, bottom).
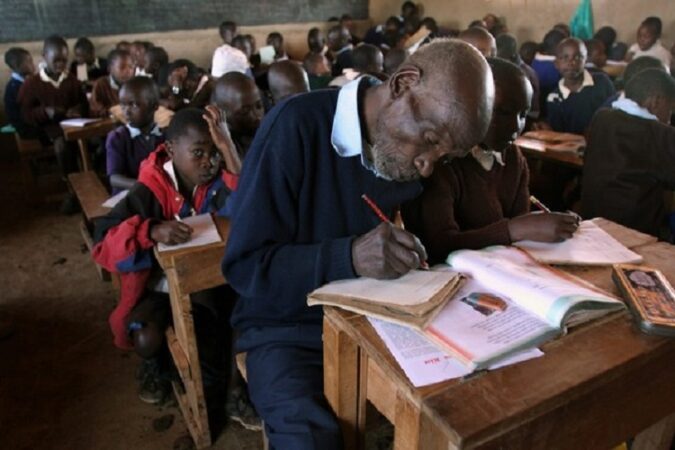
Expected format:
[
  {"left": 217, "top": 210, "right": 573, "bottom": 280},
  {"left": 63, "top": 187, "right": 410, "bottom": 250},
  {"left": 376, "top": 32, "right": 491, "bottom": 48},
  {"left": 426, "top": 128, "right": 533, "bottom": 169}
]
[
  {"left": 211, "top": 72, "right": 264, "bottom": 136},
  {"left": 459, "top": 27, "right": 496, "bottom": 57},
  {"left": 365, "top": 38, "right": 494, "bottom": 181},
  {"left": 268, "top": 60, "right": 310, "bottom": 103}
]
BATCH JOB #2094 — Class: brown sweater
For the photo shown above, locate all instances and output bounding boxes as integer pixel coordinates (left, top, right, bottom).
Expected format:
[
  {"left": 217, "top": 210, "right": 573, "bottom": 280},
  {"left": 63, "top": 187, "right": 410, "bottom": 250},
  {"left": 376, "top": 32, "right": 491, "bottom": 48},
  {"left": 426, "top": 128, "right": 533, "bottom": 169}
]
[
  {"left": 581, "top": 109, "right": 675, "bottom": 238},
  {"left": 18, "top": 73, "right": 86, "bottom": 138},
  {"left": 402, "top": 145, "right": 530, "bottom": 264},
  {"left": 90, "top": 76, "right": 119, "bottom": 118}
]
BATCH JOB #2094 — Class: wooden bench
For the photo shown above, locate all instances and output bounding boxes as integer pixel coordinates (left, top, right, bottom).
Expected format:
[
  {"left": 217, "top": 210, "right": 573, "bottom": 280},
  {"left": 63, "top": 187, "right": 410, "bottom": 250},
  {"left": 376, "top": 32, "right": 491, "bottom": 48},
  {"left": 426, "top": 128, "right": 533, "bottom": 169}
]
[
  {"left": 13, "top": 133, "right": 55, "bottom": 204},
  {"left": 67, "top": 171, "right": 112, "bottom": 281}
]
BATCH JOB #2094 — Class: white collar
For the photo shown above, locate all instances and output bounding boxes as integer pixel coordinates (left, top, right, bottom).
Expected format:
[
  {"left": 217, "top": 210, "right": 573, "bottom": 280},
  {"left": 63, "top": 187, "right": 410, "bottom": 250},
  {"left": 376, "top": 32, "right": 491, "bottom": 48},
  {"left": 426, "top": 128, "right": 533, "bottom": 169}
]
[
  {"left": 126, "top": 123, "right": 162, "bottom": 139},
  {"left": 336, "top": 44, "right": 353, "bottom": 56},
  {"left": 558, "top": 69, "right": 594, "bottom": 99},
  {"left": 470, "top": 146, "right": 505, "bottom": 171},
  {"left": 534, "top": 53, "right": 556, "bottom": 61},
  {"left": 109, "top": 75, "right": 120, "bottom": 90},
  {"left": 39, "top": 67, "right": 68, "bottom": 88},
  {"left": 11, "top": 72, "right": 25, "bottom": 83},
  {"left": 612, "top": 96, "right": 659, "bottom": 121},
  {"left": 162, "top": 160, "right": 198, "bottom": 201}
]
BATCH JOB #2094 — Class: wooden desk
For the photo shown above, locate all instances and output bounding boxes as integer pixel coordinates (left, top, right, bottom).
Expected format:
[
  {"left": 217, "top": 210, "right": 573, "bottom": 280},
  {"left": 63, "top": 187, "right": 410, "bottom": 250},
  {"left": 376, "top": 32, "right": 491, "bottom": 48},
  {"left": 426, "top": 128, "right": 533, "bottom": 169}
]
[
  {"left": 153, "top": 216, "right": 230, "bottom": 449},
  {"left": 516, "top": 131, "right": 585, "bottom": 169},
  {"left": 61, "top": 118, "right": 116, "bottom": 172},
  {"left": 67, "top": 171, "right": 111, "bottom": 222},
  {"left": 324, "top": 221, "right": 675, "bottom": 450}
]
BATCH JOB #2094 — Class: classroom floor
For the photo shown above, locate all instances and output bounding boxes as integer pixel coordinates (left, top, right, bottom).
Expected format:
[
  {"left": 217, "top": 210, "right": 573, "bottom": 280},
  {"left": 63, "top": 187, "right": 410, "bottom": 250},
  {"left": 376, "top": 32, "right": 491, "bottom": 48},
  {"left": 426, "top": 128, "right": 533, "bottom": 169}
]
[
  {"left": 0, "top": 156, "right": 263, "bottom": 449},
  {"left": 0, "top": 150, "right": 393, "bottom": 450}
]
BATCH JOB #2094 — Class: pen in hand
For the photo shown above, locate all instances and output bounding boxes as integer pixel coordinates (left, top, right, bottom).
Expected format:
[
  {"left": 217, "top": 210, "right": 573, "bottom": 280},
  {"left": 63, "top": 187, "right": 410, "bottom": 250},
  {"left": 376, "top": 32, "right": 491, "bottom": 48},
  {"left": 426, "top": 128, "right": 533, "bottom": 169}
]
[{"left": 361, "top": 194, "right": 430, "bottom": 270}]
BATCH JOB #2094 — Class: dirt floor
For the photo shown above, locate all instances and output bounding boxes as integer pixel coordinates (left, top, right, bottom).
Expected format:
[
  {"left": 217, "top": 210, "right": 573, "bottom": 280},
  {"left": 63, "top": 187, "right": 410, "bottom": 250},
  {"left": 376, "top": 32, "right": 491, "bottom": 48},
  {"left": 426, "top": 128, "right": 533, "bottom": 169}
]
[{"left": 0, "top": 155, "right": 263, "bottom": 450}]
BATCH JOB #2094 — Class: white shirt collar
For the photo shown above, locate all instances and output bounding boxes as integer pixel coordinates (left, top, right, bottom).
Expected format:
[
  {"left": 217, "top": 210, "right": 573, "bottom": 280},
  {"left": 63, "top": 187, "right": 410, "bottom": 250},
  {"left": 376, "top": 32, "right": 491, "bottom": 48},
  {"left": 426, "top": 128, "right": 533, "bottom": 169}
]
[
  {"left": 109, "top": 75, "right": 120, "bottom": 90},
  {"left": 11, "top": 72, "right": 25, "bottom": 83},
  {"left": 470, "top": 146, "right": 505, "bottom": 171},
  {"left": 336, "top": 44, "right": 354, "bottom": 56},
  {"left": 163, "top": 159, "right": 198, "bottom": 204},
  {"left": 558, "top": 69, "right": 594, "bottom": 99},
  {"left": 39, "top": 67, "right": 68, "bottom": 88},
  {"left": 331, "top": 77, "right": 381, "bottom": 174},
  {"left": 126, "top": 123, "right": 162, "bottom": 139},
  {"left": 612, "top": 96, "right": 659, "bottom": 121}
]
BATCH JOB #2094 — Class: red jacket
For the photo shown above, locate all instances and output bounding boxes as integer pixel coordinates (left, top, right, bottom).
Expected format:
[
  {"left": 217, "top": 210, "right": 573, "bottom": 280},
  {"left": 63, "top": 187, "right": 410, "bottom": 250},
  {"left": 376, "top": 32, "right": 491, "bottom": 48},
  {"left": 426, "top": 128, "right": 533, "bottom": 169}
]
[{"left": 92, "top": 144, "right": 237, "bottom": 349}]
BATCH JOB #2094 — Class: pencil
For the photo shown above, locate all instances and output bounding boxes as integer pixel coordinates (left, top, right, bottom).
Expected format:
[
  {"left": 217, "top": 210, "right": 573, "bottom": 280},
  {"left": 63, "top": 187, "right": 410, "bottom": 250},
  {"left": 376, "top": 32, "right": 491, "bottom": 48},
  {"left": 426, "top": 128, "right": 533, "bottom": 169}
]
[
  {"left": 529, "top": 195, "right": 551, "bottom": 213},
  {"left": 361, "top": 194, "right": 430, "bottom": 270},
  {"left": 173, "top": 214, "right": 183, "bottom": 222}
]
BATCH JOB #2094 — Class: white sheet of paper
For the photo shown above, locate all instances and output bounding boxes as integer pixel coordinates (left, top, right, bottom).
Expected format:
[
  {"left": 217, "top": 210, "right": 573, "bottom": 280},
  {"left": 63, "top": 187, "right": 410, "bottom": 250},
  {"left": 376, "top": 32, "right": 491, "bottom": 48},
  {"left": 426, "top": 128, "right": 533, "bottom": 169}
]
[
  {"left": 60, "top": 118, "right": 100, "bottom": 127},
  {"left": 157, "top": 214, "right": 221, "bottom": 252},
  {"left": 368, "top": 317, "right": 544, "bottom": 387},
  {"left": 514, "top": 220, "right": 643, "bottom": 265},
  {"left": 102, "top": 190, "right": 129, "bottom": 208}
]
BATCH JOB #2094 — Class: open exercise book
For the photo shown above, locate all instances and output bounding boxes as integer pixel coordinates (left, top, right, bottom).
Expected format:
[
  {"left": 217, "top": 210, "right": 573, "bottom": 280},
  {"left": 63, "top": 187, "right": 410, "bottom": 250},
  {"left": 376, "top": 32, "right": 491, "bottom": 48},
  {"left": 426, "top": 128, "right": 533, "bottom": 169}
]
[
  {"left": 157, "top": 213, "right": 221, "bottom": 252},
  {"left": 426, "top": 246, "right": 625, "bottom": 370},
  {"left": 514, "top": 219, "right": 643, "bottom": 265},
  {"left": 307, "top": 270, "right": 464, "bottom": 328}
]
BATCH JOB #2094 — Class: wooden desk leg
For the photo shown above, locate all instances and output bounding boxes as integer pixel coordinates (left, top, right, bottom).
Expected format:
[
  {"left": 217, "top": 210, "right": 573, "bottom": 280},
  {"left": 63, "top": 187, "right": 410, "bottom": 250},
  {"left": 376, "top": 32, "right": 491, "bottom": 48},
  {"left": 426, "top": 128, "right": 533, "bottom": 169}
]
[
  {"left": 632, "top": 412, "right": 675, "bottom": 450},
  {"left": 165, "top": 269, "right": 211, "bottom": 449},
  {"left": 323, "top": 314, "right": 361, "bottom": 450},
  {"left": 393, "top": 392, "right": 421, "bottom": 450},
  {"left": 77, "top": 139, "right": 91, "bottom": 172}
]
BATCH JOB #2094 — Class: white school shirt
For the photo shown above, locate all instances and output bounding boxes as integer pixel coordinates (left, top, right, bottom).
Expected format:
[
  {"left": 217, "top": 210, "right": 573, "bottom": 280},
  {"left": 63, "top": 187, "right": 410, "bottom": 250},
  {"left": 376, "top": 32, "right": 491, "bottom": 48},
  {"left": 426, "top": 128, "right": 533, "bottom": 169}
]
[
  {"left": 211, "top": 44, "right": 249, "bottom": 77},
  {"left": 628, "top": 40, "right": 671, "bottom": 73}
]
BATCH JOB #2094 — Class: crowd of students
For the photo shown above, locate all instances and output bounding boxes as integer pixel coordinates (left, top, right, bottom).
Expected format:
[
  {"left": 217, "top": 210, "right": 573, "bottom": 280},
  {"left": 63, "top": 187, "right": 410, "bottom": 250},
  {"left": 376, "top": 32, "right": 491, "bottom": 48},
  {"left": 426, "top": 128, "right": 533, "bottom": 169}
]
[{"left": 3, "top": 1, "right": 674, "bottom": 448}]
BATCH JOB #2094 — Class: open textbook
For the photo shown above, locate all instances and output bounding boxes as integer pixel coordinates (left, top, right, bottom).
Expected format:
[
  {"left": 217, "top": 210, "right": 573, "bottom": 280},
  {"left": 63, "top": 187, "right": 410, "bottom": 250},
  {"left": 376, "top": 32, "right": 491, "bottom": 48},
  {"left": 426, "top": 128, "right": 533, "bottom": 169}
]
[
  {"left": 307, "top": 270, "right": 463, "bottom": 328},
  {"left": 514, "top": 219, "right": 643, "bottom": 265},
  {"left": 425, "top": 246, "right": 625, "bottom": 370},
  {"left": 157, "top": 213, "right": 221, "bottom": 252}
]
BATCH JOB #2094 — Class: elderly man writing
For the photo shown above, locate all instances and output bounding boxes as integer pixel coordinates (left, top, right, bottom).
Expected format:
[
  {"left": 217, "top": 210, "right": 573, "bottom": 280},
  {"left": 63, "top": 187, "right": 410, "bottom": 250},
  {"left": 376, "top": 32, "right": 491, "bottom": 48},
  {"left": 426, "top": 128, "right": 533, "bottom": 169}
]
[{"left": 222, "top": 39, "right": 494, "bottom": 450}]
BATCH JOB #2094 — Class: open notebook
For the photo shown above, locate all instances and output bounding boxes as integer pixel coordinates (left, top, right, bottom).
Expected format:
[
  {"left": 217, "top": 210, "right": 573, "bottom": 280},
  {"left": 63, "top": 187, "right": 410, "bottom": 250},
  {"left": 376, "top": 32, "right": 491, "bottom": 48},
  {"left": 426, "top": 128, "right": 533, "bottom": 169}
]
[
  {"left": 307, "top": 270, "right": 463, "bottom": 328},
  {"left": 515, "top": 220, "right": 643, "bottom": 265},
  {"left": 424, "top": 246, "right": 625, "bottom": 370},
  {"left": 157, "top": 214, "right": 221, "bottom": 252}
]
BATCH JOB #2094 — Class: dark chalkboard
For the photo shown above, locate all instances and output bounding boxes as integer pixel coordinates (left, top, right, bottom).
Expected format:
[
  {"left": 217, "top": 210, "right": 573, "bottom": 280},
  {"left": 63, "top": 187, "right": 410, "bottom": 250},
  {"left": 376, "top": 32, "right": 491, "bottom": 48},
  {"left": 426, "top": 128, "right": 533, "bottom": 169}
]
[{"left": 0, "top": 0, "right": 368, "bottom": 43}]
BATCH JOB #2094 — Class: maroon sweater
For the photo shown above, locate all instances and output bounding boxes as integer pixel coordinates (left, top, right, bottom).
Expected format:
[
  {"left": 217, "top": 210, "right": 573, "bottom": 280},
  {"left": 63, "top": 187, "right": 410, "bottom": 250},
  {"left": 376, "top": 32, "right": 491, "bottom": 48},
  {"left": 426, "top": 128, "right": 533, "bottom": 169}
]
[
  {"left": 18, "top": 72, "right": 86, "bottom": 138},
  {"left": 402, "top": 145, "right": 530, "bottom": 264}
]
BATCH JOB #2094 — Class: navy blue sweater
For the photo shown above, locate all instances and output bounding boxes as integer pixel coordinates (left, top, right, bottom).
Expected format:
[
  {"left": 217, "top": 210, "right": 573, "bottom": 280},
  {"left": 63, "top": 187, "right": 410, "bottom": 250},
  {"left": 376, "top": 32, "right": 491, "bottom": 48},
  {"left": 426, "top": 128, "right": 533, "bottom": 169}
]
[
  {"left": 4, "top": 78, "right": 23, "bottom": 131},
  {"left": 546, "top": 72, "right": 615, "bottom": 134},
  {"left": 222, "top": 89, "right": 422, "bottom": 331}
]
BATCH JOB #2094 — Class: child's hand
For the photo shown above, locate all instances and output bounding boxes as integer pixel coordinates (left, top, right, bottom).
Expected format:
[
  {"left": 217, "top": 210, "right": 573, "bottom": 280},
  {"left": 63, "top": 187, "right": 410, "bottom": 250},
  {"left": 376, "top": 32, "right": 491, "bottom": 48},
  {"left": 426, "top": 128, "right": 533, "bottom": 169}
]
[
  {"left": 109, "top": 104, "right": 125, "bottom": 123},
  {"left": 203, "top": 105, "right": 242, "bottom": 174},
  {"left": 150, "top": 220, "right": 193, "bottom": 245},
  {"left": 508, "top": 212, "right": 579, "bottom": 243}
]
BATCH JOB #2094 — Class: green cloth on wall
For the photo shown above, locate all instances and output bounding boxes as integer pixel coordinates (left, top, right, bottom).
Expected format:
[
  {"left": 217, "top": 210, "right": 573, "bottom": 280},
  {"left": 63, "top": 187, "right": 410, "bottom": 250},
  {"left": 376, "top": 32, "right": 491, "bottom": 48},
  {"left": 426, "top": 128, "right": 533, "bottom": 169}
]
[{"left": 570, "top": 0, "right": 594, "bottom": 40}]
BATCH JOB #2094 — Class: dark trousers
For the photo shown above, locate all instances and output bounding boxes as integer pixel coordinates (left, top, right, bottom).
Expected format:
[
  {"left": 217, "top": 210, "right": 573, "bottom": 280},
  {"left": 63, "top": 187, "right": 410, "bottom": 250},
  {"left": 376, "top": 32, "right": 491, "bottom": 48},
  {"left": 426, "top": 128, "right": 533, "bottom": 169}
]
[{"left": 237, "top": 324, "right": 343, "bottom": 450}]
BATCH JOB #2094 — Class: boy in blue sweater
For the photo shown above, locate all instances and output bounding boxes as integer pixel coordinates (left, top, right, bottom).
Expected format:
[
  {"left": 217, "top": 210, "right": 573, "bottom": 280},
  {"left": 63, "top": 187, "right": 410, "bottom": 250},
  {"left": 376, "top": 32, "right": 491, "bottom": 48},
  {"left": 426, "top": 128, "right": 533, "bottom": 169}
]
[
  {"left": 3, "top": 47, "right": 35, "bottom": 136},
  {"left": 222, "top": 39, "right": 494, "bottom": 450},
  {"left": 546, "top": 38, "right": 615, "bottom": 134}
]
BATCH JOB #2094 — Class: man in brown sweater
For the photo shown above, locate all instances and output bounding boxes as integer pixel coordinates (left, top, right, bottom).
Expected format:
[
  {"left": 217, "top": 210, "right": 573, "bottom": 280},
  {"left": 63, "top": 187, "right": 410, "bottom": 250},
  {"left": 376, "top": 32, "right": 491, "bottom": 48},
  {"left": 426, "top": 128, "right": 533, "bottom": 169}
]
[
  {"left": 89, "top": 49, "right": 135, "bottom": 118},
  {"left": 581, "top": 68, "right": 675, "bottom": 239},
  {"left": 403, "top": 58, "right": 578, "bottom": 264},
  {"left": 18, "top": 35, "right": 87, "bottom": 181}
]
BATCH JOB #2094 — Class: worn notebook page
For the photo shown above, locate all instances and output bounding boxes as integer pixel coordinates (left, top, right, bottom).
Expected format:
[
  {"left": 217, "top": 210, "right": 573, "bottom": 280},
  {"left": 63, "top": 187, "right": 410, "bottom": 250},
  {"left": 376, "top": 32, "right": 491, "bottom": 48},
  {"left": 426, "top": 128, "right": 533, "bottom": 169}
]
[
  {"left": 157, "top": 214, "right": 221, "bottom": 252},
  {"left": 310, "top": 270, "right": 459, "bottom": 307},
  {"left": 515, "top": 220, "right": 643, "bottom": 265}
]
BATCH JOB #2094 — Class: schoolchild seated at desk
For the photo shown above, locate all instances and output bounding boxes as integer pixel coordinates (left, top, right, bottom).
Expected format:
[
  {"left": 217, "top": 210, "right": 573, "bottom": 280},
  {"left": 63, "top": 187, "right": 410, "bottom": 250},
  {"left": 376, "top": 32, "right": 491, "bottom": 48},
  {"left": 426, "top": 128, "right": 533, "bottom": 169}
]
[
  {"left": 267, "top": 60, "right": 310, "bottom": 104},
  {"left": 210, "top": 72, "right": 264, "bottom": 160},
  {"left": 89, "top": 49, "right": 135, "bottom": 119},
  {"left": 69, "top": 37, "right": 108, "bottom": 88},
  {"left": 18, "top": 35, "right": 87, "bottom": 212},
  {"left": 601, "top": 55, "right": 665, "bottom": 109},
  {"left": 403, "top": 58, "right": 579, "bottom": 264},
  {"left": 3, "top": 47, "right": 36, "bottom": 137},
  {"left": 626, "top": 16, "right": 671, "bottom": 71},
  {"left": 303, "top": 52, "right": 332, "bottom": 90},
  {"left": 159, "top": 59, "right": 212, "bottom": 111},
  {"left": 92, "top": 108, "right": 240, "bottom": 415},
  {"left": 105, "top": 77, "right": 163, "bottom": 194},
  {"left": 144, "top": 46, "right": 169, "bottom": 83},
  {"left": 581, "top": 69, "right": 675, "bottom": 239},
  {"left": 545, "top": 37, "right": 615, "bottom": 134}
]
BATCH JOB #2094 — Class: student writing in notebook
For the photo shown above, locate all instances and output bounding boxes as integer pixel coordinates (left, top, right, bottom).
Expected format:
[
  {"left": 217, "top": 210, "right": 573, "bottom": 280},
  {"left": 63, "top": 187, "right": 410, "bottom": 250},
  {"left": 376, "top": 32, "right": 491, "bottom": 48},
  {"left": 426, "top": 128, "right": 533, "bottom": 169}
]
[
  {"left": 92, "top": 108, "right": 246, "bottom": 428},
  {"left": 222, "top": 39, "right": 493, "bottom": 450},
  {"left": 403, "top": 58, "right": 579, "bottom": 264}
]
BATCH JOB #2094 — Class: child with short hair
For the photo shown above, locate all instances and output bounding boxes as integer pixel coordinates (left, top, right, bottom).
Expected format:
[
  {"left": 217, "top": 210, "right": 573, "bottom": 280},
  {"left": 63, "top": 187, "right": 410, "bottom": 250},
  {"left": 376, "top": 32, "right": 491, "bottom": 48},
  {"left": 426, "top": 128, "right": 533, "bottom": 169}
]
[
  {"left": 105, "top": 76, "right": 163, "bottom": 193},
  {"left": 89, "top": 49, "right": 135, "bottom": 118},
  {"left": 327, "top": 25, "right": 354, "bottom": 76},
  {"left": 210, "top": 72, "right": 264, "bottom": 159},
  {"left": 267, "top": 60, "right": 309, "bottom": 104},
  {"left": 131, "top": 40, "right": 153, "bottom": 76},
  {"left": 266, "top": 32, "right": 288, "bottom": 61},
  {"left": 585, "top": 39, "right": 607, "bottom": 73},
  {"left": 69, "top": 37, "right": 107, "bottom": 86},
  {"left": 18, "top": 35, "right": 87, "bottom": 185},
  {"left": 93, "top": 107, "right": 241, "bottom": 415},
  {"left": 402, "top": 58, "right": 578, "bottom": 263},
  {"left": 144, "top": 46, "right": 169, "bottom": 82},
  {"left": 160, "top": 59, "right": 213, "bottom": 111},
  {"left": 303, "top": 52, "right": 332, "bottom": 90},
  {"left": 581, "top": 68, "right": 675, "bottom": 238},
  {"left": 4, "top": 47, "right": 35, "bottom": 136},
  {"left": 627, "top": 17, "right": 671, "bottom": 71},
  {"left": 329, "top": 44, "right": 383, "bottom": 87},
  {"left": 546, "top": 38, "right": 615, "bottom": 134}
]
